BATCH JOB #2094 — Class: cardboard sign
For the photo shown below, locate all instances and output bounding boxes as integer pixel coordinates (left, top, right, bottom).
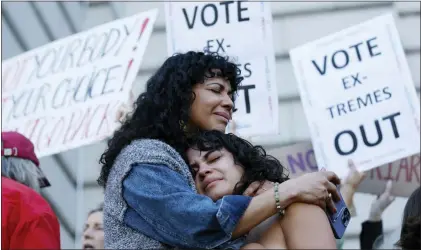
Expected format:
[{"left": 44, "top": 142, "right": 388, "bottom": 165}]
[
  {"left": 266, "top": 142, "right": 318, "bottom": 178},
  {"left": 2, "top": 9, "right": 158, "bottom": 158},
  {"left": 267, "top": 141, "right": 420, "bottom": 197},
  {"left": 289, "top": 13, "right": 420, "bottom": 178},
  {"left": 165, "top": 1, "right": 279, "bottom": 138},
  {"left": 357, "top": 154, "right": 420, "bottom": 197}
]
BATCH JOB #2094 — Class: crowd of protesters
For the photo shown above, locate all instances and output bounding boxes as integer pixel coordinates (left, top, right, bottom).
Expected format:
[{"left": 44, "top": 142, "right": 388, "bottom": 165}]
[{"left": 2, "top": 52, "right": 420, "bottom": 249}]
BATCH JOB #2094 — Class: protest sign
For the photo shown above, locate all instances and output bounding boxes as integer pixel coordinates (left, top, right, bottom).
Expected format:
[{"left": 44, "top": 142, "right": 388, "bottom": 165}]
[
  {"left": 289, "top": 13, "right": 420, "bottom": 178},
  {"left": 2, "top": 9, "right": 158, "bottom": 158},
  {"left": 357, "top": 153, "right": 420, "bottom": 197},
  {"left": 267, "top": 141, "right": 420, "bottom": 197},
  {"left": 165, "top": 1, "right": 279, "bottom": 138},
  {"left": 266, "top": 141, "right": 318, "bottom": 178}
]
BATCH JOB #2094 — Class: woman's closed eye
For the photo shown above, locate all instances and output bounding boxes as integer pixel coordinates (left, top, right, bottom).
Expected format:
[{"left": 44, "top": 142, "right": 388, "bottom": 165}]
[
  {"left": 207, "top": 151, "right": 221, "bottom": 163},
  {"left": 209, "top": 87, "right": 222, "bottom": 94}
]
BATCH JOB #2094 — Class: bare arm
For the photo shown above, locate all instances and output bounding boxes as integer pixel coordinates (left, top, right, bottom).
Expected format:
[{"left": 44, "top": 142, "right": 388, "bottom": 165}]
[
  {"left": 233, "top": 171, "right": 341, "bottom": 239},
  {"left": 281, "top": 203, "right": 336, "bottom": 249},
  {"left": 232, "top": 186, "right": 293, "bottom": 238}
]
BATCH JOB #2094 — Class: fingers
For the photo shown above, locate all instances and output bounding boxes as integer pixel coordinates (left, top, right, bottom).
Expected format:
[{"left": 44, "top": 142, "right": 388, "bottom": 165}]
[
  {"left": 384, "top": 180, "right": 393, "bottom": 195},
  {"left": 325, "top": 193, "right": 337, "bottom": 214},
  {"left": 255, "top": 181, "right": 272, "bottom": 195},
  {"left": 326, "top": 181, "right": 341, "bottom": 202},
  {"left": 324, "top": 171, "right": 341, "bottom": 185},
  {"left": 381, "top": 180, "right": 396, "bottom": 205},
  {"left": 347, "top": 159, "right": 357, "bottom": 172},
  {"left": 360, "top": 171, "right": 368, "bottom": 182},
  {"left": 243, "top": 181, "right": 261, "bottom": 196}
]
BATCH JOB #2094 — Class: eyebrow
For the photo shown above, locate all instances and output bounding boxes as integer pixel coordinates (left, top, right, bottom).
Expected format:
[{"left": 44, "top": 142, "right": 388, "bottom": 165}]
[{"left": 202, "top": 150, "right": 214, "bottom": 160}]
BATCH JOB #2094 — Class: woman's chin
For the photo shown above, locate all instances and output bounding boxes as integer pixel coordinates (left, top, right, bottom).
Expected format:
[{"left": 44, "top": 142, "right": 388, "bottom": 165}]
[{"left": 210, "top": 123, "right": 227, "bottom": 133}]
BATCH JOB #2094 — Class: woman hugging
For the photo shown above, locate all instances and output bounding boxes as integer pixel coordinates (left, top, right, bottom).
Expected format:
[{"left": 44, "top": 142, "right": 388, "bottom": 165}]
[{"left": 99, "top": 51, "right": 341, "bottom": 249}]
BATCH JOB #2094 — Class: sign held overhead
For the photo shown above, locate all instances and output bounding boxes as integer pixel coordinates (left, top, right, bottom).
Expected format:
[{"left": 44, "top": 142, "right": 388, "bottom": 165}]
[
  {"left": 289, "top": 13, "right": 420, "bottom": 178},
  {"left": 2, "top": 9, "right": 158, "bottom": 158}
]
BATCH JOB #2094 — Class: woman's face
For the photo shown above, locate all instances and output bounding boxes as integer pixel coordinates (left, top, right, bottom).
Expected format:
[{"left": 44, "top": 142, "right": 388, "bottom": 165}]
[
  {"left": 190, "top": 76, "right": 234, "bottom": 132},
  {"left": 187, "top": 147, "right": 244, "bottom": 201},
  {"left": 82, "top": 211, "right": 104, "bottom": 249}
]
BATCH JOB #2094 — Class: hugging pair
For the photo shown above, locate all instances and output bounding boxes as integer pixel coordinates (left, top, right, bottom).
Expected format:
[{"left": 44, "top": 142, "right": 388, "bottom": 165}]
[{"left": 99, "top": 52, "right": 341, "bottom": 249}]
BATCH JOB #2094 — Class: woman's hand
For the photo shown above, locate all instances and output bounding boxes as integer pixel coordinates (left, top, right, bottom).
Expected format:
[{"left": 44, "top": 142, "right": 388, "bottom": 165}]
[
  {"left": 279, "top": 170, "right": 341, "bottom": 214},
  {"left": 340, "top": 159, "right": 366, "bottom": 214},
  {"left": 243, "top": 181, "right": 273, "bottom": 197},
  {"left": 368, "top": 180, "right": 395, "bottom": 221}
]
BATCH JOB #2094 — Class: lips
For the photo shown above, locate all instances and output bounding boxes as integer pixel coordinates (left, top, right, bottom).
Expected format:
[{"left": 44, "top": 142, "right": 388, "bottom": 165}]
[
  {"left": 214, "top": 112, "right": 231, "bottom": 121},
  {"left": 83, "top": 243, "right": 95, "bottom": 249},
  {"left": 203, "top": 177, "right": 222, "bottom": 190}
]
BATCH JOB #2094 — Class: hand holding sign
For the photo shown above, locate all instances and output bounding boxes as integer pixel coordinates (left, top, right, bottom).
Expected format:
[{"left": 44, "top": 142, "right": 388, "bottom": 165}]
[
  {"left": 340, "top": 159, "right": 367, "bottom": 216},
  {"left": 368, "top": 180, "right": 396, "bottom": 222},
  {"left": 343, "top": 159, "right": 367, "bottom": 190}
]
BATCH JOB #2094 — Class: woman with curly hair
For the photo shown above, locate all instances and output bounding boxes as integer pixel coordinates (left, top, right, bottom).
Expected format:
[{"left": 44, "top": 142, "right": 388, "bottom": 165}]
[
  {"left": 187, "top": 130, "right": 341, "bottom": 249},
  {"left": 98, "top": 51, "right": 341, "bottom": 249}
]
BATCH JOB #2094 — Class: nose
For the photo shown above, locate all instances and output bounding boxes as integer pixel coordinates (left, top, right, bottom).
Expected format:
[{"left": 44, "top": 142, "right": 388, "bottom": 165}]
[
  {"left": 198, "top": 164, "right": 212, "bottom": 180},
  {"left": 221, "top": 93, "right": 234, "bottom": 112},
  {"left": 83, "top": 228, "right": 93, "bottom": 240}
]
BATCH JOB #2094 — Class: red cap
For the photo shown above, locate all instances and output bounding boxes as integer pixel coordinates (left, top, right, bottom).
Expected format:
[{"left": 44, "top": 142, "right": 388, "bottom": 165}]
[{"left": 2, "top": 131, "right": 51, "bottom": 188}]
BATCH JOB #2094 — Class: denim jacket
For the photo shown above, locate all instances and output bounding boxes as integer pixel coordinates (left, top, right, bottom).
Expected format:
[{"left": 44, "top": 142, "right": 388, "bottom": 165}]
[{"left": 103, "top": 139, "right": 251, "bottom": 249}]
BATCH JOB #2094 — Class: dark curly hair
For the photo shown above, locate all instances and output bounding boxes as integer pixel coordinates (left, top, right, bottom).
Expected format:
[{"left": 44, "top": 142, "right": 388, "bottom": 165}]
[
  {"left": 396, "top": 187, "right": 420, "bottom": 250},
  {"left": 98, "top": 52, "right": 243, "bottom": 187},
  {"left": 187, "top": 130, "right": 289, "bottom": 195}
]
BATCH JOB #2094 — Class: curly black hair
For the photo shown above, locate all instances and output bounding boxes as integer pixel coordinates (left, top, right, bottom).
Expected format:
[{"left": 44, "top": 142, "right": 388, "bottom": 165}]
[
  {"left": 98, "top": 51, "right": 243, "bottom": 187},
  {"left": 187, "top": 130, "right": 290, "bottom": 195},
  {"left": 396, "top": 187, "right": 420, "bottom": 250}
]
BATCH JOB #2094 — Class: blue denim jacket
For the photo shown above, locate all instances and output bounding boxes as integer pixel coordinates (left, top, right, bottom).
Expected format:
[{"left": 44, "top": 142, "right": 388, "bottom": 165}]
[{"left": 122, "top": 163, "right": 251, "bottom": 249}]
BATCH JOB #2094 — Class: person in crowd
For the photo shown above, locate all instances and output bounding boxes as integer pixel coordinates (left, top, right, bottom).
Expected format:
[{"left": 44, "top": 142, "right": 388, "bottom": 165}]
[
  {"left": 98, "top": 51, "right": 341, "bottom": 249},
  {"left": 186, "top": 130, "right": 341, "bottom": 249},
  {"left": 395, "top": 186, "right": 420, "bottom": 250},
  {"left": 1, "top": 131, "right": 51, "bottom": 192},
  {"left": 1, "top": 131, "right": 61, "bottom": 249},
  {"left": 82, "top": 203, "right": 104, "bottom": 249}
]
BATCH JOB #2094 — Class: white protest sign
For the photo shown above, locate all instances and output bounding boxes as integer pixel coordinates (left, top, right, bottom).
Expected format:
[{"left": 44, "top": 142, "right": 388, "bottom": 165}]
[
  {"left": 289, "top": 13, "right": 420, "bottom": 178},
  {"left": 267, "top": 141, "right": 420, "bottom": 197},
  {"left": 2, "top": 9, "right": 158, "bottom": 158},
  {"left": 165, "top": 1, "right": 279, "bottom": 137}
]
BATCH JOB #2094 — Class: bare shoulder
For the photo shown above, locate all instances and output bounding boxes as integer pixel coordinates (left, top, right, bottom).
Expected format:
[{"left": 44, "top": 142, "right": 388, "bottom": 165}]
[{"left": 281, "top": 203, "right": 336, "bottom": 249}]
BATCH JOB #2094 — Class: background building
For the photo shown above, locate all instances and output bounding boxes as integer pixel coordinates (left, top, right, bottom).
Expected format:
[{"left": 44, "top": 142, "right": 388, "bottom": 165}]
[{"left": 2, "top": 1, "right": 420, "bottom": 248}]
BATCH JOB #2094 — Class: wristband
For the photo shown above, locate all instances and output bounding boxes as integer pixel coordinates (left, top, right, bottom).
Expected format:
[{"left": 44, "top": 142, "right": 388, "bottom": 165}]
[{"left": 274, "top": 182, "right": 285, "bottom": 216}]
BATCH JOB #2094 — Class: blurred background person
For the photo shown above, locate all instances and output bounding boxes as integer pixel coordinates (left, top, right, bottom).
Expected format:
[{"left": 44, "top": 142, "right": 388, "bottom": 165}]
[
  {"left": 360, "top": 180, "right": 396, "bottom": 249},
  {"left": 338, "top": 161, "right": 397, "bottom": 249},
  {"left": 395, "top": 187, "right": 420, "bottom": 250},
  {"left": 1, "top": 131, "right": 61, "bottom": 249},
  {"left": 2, "top": 131, "right": 51, "bottom": 192},
  {"left": 82, "top": 203, "right": 104, "bottom": 249}
]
